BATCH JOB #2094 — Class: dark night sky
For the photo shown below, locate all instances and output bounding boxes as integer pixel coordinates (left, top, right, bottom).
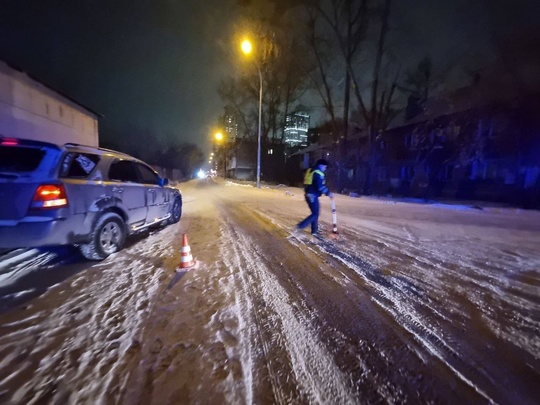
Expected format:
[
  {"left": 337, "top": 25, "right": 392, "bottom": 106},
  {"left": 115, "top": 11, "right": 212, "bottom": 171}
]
[
  {"left": 1, "top": 0, "right": 539, "bottom": 153},
  {"left": 0, "top": 0, "right": 236, "bottom": 152},
  {"left": 389, "top": 0, "right": 540, "bottom": 83}
]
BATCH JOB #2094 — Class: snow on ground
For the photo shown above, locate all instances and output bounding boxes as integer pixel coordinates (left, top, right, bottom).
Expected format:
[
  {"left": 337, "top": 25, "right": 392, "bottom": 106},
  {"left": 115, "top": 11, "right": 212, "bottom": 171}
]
[
  {"left": 219, "top": 214, "right": 357, "bottom": 404},
  {"left": 220, "top": 180, "right": 540, "bottom": 402},
  {"left": 0, "top": 178, "right": 539, "bottom": 403},
  {"left": 0, "top": 225, "right": 179, "bottom": 403}
]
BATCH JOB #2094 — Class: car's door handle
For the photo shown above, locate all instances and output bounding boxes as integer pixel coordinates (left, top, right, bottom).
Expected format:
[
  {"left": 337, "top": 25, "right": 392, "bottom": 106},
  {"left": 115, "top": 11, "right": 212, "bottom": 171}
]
[
  {"left": 112, "top": 187, "right": 123, "bottom": 193},
  {"left": 148, "top": 189, "right": 155, "bottom": 193}
]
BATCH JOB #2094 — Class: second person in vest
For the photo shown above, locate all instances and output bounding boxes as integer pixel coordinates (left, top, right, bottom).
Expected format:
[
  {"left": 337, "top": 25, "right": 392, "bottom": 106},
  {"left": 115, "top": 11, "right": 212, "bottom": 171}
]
[{"left": 296, "top": 158, "right": 333, "bottom": 238}]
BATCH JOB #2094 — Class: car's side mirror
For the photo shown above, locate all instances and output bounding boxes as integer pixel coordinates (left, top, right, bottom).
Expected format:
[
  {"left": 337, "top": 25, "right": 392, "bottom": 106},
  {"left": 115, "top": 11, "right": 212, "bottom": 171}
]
[{"left": 159, "top": 177, "right": 169, "bottom": 186}]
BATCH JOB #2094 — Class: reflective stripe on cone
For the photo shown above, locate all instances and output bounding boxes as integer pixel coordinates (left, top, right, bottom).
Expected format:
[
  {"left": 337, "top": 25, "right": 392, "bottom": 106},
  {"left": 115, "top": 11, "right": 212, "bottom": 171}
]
[{"left": 178, "top": 233, "right": 196, "bottom": 269}]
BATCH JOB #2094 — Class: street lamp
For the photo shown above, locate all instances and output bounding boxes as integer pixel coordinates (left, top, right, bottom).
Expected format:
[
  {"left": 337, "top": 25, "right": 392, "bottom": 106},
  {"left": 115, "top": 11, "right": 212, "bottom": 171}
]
[{"left": 241, "top": 38, "right": 262, "bottom": 189}]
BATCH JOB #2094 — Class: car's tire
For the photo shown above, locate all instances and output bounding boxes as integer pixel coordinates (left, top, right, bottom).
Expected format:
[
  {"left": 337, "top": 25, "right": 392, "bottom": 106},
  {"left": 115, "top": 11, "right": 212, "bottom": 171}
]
[
  {"left": 79, "top": 212, "right": 126, "bottom": 260},
  {"left": 168, "top": 197, "right": 182, "bottom": 224}
]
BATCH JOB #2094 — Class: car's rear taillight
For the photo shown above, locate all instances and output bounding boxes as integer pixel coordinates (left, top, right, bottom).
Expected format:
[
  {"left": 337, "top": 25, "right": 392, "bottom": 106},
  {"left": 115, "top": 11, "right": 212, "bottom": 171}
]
[{"left": 31, "top": 184, "right": 68, "bottom": 208}]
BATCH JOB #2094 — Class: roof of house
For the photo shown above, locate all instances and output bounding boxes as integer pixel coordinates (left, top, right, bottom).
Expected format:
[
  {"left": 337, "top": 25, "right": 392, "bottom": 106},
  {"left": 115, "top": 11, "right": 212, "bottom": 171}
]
[
  {"left": 388, "top": 58, "right": 540, "bottom": 131},
  {"left": 290, "top": 141, "right": 334, "bottom": 156}
]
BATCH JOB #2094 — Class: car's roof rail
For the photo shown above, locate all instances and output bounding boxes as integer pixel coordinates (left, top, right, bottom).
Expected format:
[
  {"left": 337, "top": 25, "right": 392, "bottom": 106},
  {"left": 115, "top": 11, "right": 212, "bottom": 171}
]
[{"left": 63, "top": 142, "right": 135, "bottom": 159}]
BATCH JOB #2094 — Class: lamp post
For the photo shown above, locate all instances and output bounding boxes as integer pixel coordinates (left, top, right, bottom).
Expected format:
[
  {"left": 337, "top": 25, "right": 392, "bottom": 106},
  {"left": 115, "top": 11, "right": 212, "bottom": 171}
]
[
  {"left": 214, "top": 131, "right": 227, "bottom": 178},
  {"left": 241, "top": 39, "right": 262, "bottom": 189}
]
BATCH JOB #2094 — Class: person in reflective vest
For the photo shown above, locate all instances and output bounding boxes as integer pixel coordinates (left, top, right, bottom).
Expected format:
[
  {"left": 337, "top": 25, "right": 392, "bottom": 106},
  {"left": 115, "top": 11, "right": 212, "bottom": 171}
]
[{"left": 296, "top": 159, "right": 333, "bottom": 237}]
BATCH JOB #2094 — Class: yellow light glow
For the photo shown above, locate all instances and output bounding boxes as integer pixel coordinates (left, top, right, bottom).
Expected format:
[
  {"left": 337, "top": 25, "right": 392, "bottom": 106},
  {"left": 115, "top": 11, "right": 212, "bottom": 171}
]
[
  {"left": 241, "top": 39, "right": 252, "bottom": 55},
  {"left": 215, "top": 132, "right": 223, "bottom": 141}
]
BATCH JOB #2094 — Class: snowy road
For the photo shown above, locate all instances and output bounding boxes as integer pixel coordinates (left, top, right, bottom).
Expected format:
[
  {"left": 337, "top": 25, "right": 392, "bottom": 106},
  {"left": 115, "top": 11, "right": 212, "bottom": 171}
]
[{"left": 0, "top": 178, "right": 539, "bottom": 404}]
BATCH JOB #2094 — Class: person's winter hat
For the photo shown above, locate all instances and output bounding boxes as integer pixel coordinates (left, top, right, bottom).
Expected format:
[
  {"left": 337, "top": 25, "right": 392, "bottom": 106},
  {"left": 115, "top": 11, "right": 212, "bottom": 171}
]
[{"left": 315, "top": 159, "right": 329, "bottom": 167}]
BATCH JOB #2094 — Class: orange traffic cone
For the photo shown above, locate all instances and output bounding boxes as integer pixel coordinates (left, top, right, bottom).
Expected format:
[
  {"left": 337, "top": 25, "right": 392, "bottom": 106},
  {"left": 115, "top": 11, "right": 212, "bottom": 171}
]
[{"left": 178, "top": 233, "right": 196, "bottom": 269}]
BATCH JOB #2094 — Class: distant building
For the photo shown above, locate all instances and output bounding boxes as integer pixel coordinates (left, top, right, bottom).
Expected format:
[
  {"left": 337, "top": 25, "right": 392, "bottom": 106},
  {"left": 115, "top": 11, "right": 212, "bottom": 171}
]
[
  {"left": 220, "top": 105, "right": 239, "bottom": 141},
  {"left": 284, "top": 112, "right": 309, "bottom": 147}
]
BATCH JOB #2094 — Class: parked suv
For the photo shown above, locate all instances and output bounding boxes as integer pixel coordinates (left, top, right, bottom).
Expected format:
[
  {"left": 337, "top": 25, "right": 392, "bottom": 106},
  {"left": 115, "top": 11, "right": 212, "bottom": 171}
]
[{"left": 0, "top": 136, "right": 182, "bottom": 260}]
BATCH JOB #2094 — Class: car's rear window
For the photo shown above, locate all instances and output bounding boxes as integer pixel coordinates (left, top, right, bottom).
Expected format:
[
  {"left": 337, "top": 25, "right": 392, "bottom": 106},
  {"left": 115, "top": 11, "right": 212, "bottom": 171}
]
[
  {"left": 0, "top": 145, "right": 46, "bottom": 172},
  {"left": 60, "top": 152, "right": 100, "bottom": 178}
]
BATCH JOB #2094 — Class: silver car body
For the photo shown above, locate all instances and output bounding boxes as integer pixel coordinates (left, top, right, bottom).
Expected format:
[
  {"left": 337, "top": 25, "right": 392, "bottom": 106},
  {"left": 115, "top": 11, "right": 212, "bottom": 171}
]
[{"left": 0, "top": 137, "right": 182, "bottom": 250}]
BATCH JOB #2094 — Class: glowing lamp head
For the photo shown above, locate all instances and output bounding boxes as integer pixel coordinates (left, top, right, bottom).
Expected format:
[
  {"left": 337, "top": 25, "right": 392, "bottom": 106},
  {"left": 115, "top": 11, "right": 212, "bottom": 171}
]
[{"left": 241, "top": 39, "right": 252, "bottom": 55}]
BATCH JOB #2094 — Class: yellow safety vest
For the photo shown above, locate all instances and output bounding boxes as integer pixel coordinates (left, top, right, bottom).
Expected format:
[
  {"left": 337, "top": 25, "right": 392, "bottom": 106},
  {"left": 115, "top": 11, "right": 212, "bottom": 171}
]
[{"left": 304, "top": 168, "right": 324, "bottom": 186}]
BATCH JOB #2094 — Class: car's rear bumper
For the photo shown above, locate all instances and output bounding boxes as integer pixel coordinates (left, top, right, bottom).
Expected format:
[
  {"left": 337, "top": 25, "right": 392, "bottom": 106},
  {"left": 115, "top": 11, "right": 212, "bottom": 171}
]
[{"left": 0, "top": 214, "right": 91, "bottom": 248}]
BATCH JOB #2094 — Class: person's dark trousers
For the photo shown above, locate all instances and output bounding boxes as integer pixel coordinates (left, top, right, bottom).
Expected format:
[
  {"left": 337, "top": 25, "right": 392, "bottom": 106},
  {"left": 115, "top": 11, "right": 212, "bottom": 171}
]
[{"left": 297, "top": 194, "right": 320, "bottom": 234}]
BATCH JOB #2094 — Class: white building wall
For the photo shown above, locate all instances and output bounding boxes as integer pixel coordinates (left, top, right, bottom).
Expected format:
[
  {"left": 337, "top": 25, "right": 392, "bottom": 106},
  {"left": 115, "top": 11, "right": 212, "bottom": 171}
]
[{"left": 0, "top": 60, "right": 99, "bottom": 146}]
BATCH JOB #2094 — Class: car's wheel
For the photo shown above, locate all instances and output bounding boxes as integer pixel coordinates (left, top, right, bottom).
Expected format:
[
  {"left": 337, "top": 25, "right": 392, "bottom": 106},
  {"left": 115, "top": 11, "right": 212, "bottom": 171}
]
[
  {"left": 79, "top": 213, "right": 126, "bottom": 260},
  {"left": 168, "top": 197, "right": 182, "bottom": 224}
]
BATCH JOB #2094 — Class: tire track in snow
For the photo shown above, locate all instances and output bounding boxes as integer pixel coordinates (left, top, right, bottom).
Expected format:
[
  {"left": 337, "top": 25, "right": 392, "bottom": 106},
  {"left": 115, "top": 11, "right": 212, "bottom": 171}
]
[
  {"left": 344, "top": 224, "right": 540, "bottom": 362},
  {"left": 0, "top": 225, "right": 177, "bottom": 403},
  {"left": 309, "top": 232, "right": 502, "bottom": 404},
  {"left": 219, "top": 214, "right": 356, "bottom": 404},
  {"left": 0, "top": 247, "right": 79, "bottom": 288},
  {"left": 257, "top": 211, "right": 437, "bottom": 403},
  {"left": 257, "top": 203, "right": 538, "bottom": 403}
]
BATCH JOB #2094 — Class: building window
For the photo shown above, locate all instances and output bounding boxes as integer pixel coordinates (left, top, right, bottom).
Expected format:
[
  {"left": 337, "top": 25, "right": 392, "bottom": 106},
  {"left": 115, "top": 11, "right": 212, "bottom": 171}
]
[
  {"left": 470, "top": 160, "right": 486, "bottom": 180},
  {"left": 486, "top": 162, "right": 498, "bottom": 179},
  {"left": 439, "top": 164, "right": 454, "bottom": 181},
  {"left": 503, "top": 169, "right": 516, "bottom": 185},
  {"left": 405, "top": 133, "right": 418, "bottom": 148},
  {"left": 401, "top": 165, "right": 414, "bottom": 180},
  {"left": 378, "top": 166, "right": 387, "bottom": 181}
]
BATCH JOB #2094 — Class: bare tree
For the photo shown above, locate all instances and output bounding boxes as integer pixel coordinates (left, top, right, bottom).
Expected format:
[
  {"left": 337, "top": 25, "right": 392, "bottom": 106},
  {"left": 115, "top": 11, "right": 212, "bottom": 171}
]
[
  {"left": 221, "top": 2, "right": 314, "bottom": 146},
  {"left": 400, "top": 56, "right": 433, "bottom": 120},
  {"left": 314, "top": 0, "right": 369, "bottom": 138},
  {"left": 304, "top": 7, "right": 342, "bottom": 139},
  {"left": 217, "top": 77, "right": 254, "bottom": 140},
  {"left": 303, "top": 0, "right": 400, "bottom": 192}
]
